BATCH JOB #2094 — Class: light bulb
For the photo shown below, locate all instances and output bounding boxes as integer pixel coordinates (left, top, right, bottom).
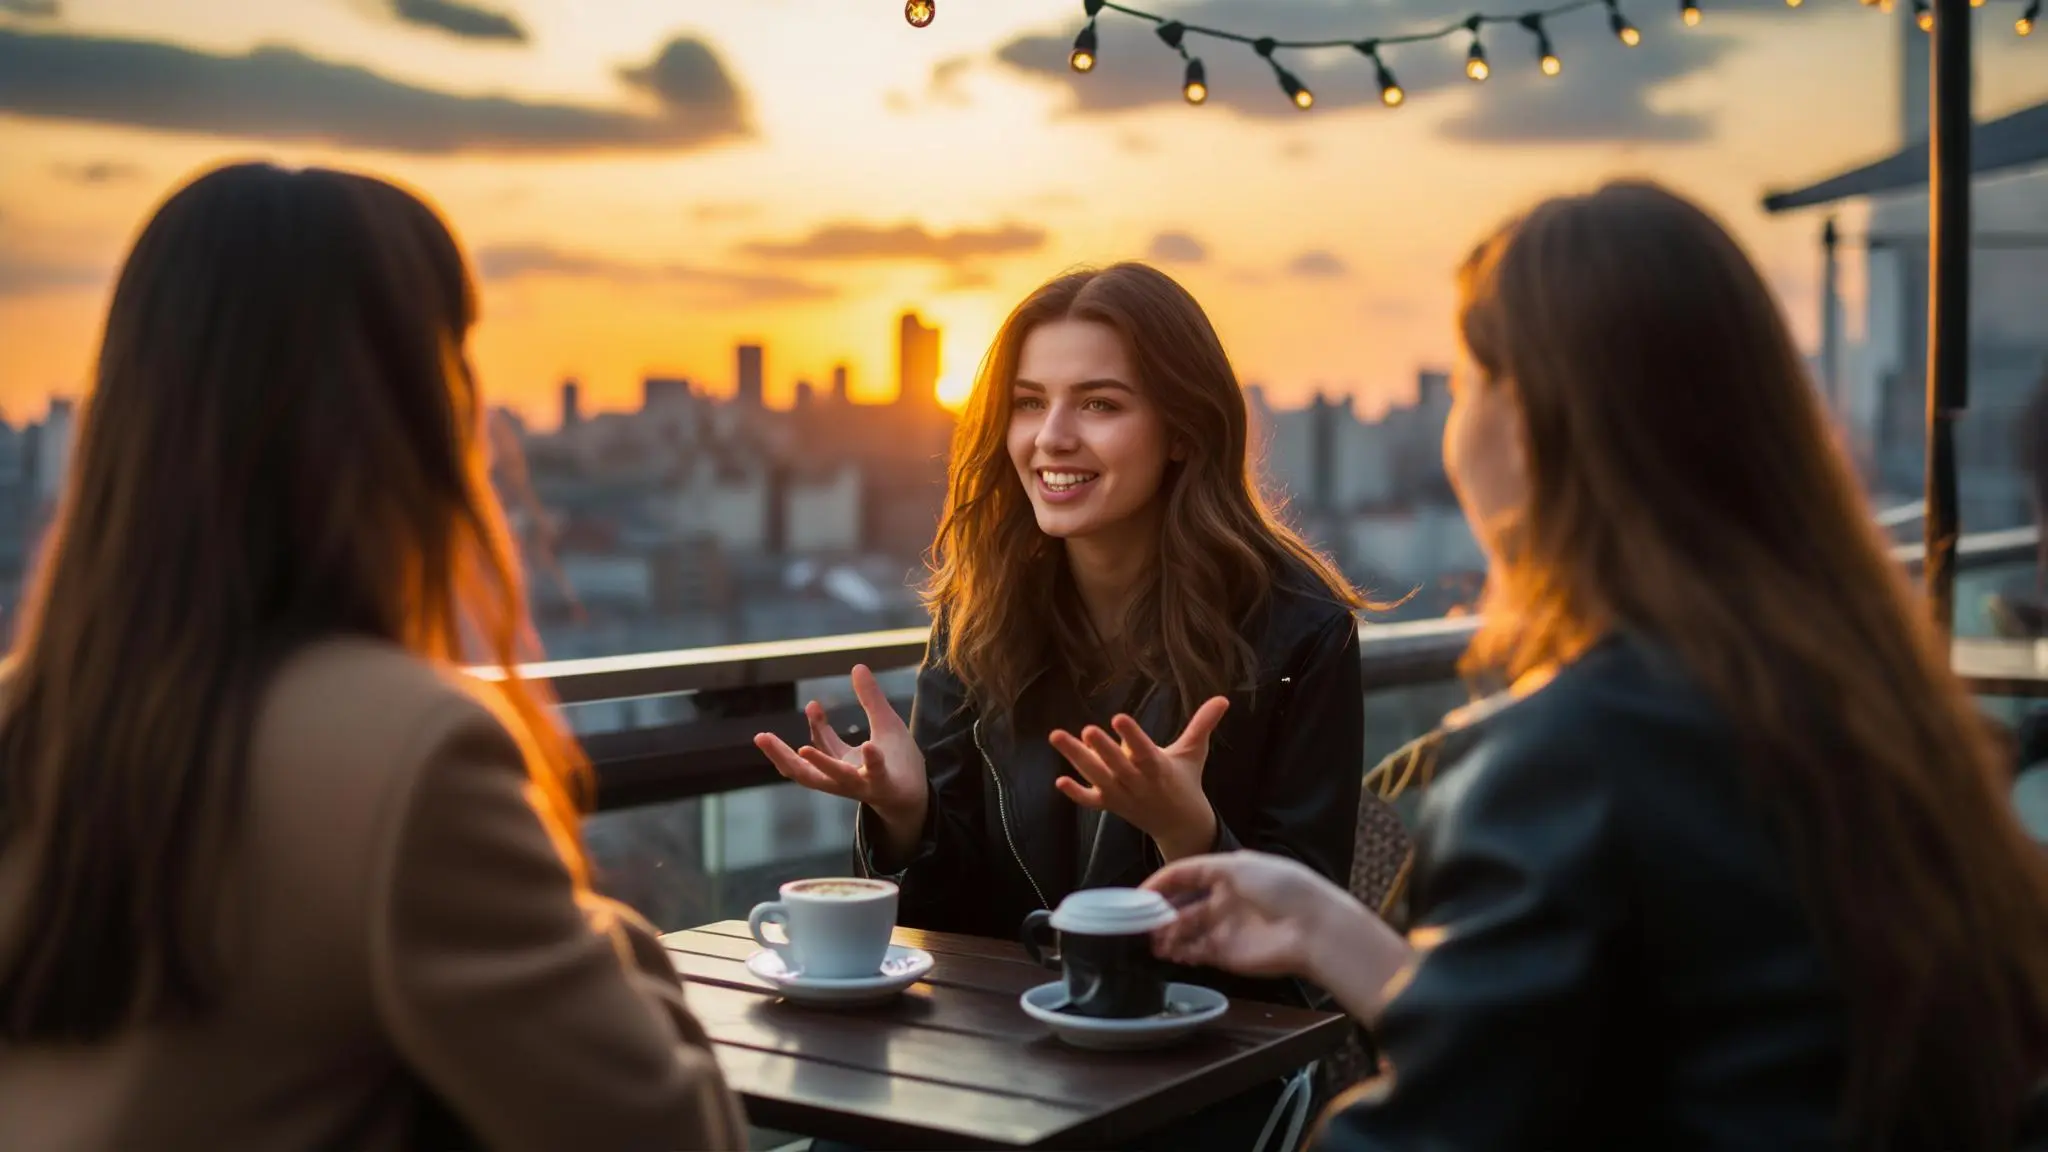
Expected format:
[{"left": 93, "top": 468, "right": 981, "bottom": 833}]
[
  {"left": 1069, "top": 21, "right": 1098, "bottom": 73},
  {"left": 904, "top": 0, "right": 935, "bottom": 28},
  {"left": 1541, "top": 52, "right": 1562, "bottom": 75},
  {"left": 1915, "top": 1, "right": 1934, "bottom": 30},
  {"left": 1613, "top": 14, "right": 1642, "bottom": 44},
  {"left": 1786, "top": 0, "right": 1802, "bottom": 7},
  {"left": 1381, "top": 81, "right": 1404, "bottom": 106},
  {"left": 2021, "top": 12, "right": 2038, "bottom": 35},
  {"left": 1682, "top": 2, "right": 1702, "bottom": 26},
  {"left": 1293, "top": 86, "right": 1315, "bottom": 110},
  {"left": 1466, "top": 46, "right": 1489, "bottom": 80},
  {"left": 1183, "top": 58, "right": 1208, "bottom": 104}
]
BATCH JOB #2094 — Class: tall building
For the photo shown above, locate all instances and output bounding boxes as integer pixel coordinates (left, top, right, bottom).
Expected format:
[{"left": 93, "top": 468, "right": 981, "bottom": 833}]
[
  {"left": 830, "top": 363, "right": 849, "bottom": 404},
  {"left": 897, "top": 313, "right": 940, "bottom": 408},
  {"left": 736, "top": 344, "right": 765, "bottom": 408},
  {"left": 559, "top": 377, "right": 582, "bottom": 430},
  {"left": 643, "top": 376, "right": 692, "bottom": 412}
]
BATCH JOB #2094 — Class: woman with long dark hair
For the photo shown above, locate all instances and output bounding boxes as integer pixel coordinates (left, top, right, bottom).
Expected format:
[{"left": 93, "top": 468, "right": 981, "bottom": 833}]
[
  {"left": 0, "top": 163, "right": 743, "bottom": 1150},
  {"left": 1145, "top": 183, "right": 2048, "bottom": 1149}
]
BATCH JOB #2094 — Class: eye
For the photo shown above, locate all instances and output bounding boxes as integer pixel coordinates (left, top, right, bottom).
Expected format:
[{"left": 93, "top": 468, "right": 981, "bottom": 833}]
[
  {"left": 1082, "top": 397, "right": 1119, "bottom": 413},
  {"left": 1011, "top": 395, "right": 1045, "bottom": 411}
]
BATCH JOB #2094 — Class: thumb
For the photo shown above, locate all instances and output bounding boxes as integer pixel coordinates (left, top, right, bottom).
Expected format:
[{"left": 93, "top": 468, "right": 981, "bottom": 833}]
[
  {"left": 1175, "top": 696, "right": 1231, "bottom": 754},
  {"left": 850, "top": 665, "right": 905, "bottom": 732}
]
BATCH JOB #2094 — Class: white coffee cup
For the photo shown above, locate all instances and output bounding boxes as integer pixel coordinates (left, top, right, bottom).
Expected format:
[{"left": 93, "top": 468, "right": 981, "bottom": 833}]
[{"left": 747, "top": 877, "right": 899, "bottom": 979}]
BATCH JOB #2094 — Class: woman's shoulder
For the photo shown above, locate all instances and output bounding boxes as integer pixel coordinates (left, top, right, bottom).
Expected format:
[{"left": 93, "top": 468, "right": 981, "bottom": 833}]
[{"left": 1258, "top": 557, "right": 1362, "bottom": 649}]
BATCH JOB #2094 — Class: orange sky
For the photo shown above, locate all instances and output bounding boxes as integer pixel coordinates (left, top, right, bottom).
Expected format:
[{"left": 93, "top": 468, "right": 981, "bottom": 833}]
[{"left": 0, "top": 0, "right": 2042, "bottom": 428}]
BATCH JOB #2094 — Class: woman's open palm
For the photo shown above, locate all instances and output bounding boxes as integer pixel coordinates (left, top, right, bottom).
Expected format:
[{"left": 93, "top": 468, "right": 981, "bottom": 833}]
[{"left": 754, "top": 664, "right": 926, "bottom": 823}]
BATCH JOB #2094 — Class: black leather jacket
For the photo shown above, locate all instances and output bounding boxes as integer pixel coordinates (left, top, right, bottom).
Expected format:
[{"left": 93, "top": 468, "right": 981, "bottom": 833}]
[
  {"left": 855, "top": 566, "right": 1364, "bottom": 1005},
  {"left": 1315, "top": 634, "right": 1852, "bottom": 1150}
]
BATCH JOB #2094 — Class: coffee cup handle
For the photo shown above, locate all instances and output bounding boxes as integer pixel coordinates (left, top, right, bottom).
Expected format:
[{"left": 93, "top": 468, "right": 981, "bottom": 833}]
[
  {"left": 748, "top": 901, "right": 794, "bottom": 965},
  {"left": 1020, "top": 909, "right": 1060, "bottom": 969}
]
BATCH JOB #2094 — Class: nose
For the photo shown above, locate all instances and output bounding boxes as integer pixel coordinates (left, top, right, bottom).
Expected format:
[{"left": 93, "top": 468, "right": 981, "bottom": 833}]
[{"left": 1035, "top": 401, "right": 1081, "bottom": 455}]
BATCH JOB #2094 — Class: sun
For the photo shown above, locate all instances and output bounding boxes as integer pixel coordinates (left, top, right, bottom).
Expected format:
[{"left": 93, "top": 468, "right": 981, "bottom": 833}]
[{"left": 936, "top": 370, "right": 975, "bottom": 411}]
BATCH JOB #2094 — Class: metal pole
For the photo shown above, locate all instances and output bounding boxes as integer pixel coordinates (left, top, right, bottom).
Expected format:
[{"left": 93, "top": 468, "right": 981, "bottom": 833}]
[
  {"left": 1821, "top": 216, "right": 1841, "bottom": 419},
  {"left": 1924, "top": 0, "right": 1971, "bottom": 632}
]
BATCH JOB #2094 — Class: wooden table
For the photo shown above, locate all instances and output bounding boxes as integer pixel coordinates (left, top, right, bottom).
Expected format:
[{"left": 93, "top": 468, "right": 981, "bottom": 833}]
[
  {"left": 663, "top": 920, "right": 1352, "bottom": 1150},
  {"left": 1956, "top": 636, "right": 2048, "bottom": 699}
]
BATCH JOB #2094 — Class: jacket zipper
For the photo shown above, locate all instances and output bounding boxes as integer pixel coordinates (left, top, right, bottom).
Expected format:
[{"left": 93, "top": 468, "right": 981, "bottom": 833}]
[
  {"left": 976, "top": 718, "right": 1051, "bottom": 911},
  {"left": 1075, "top": 680, "right": 1159, "bottom": 888}
]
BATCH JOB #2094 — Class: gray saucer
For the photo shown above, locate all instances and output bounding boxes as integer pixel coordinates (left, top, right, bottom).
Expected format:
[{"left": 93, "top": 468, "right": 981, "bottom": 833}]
[{"left": 1018, "top": 981, "right": 1228, "bottom": 1050}]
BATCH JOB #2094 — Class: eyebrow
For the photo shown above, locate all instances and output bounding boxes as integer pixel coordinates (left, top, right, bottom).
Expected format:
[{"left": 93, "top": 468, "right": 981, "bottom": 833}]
[{"left": 1012, "top": 378, "right": 1137, "bottom": 394}]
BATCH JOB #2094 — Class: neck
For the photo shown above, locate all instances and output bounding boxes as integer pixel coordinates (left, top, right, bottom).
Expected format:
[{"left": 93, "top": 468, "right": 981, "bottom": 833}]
[{"left": 1063, "top": 530, "right": 1155, "bottom": 645}]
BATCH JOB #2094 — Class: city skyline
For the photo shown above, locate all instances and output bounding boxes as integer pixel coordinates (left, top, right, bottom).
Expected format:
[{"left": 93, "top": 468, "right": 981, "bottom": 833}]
[{"left": 0, "top": 0, "right": 2044, "bottom": 428}]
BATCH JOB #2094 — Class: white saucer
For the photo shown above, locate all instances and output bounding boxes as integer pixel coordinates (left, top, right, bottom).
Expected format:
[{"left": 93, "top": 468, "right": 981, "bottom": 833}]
[
  {"left": 1019, "top": 981, "right": 1229, "bottom": 1050},
  {"left": 744, "top": 945, "right": 934, "bottom": 1006}
]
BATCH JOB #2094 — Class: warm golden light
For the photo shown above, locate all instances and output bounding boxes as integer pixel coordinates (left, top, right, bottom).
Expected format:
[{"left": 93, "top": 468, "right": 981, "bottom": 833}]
[
  {"left": 1620, "top": 24, "right": 1641, "bottom": 44},
  {"left": 1682, "top": 5, "right": 1702, "bottom": 26},
  {"left": 1466, "top": 57, "right": 1490, "bottom": 81},
  {"left": 1184, "top": 81, "right": 1207, "bottom": 104},
  {"left": 1070, "top": 49, "right": 1095, "bottom": 72},
  {"left": 1293, "top": 87, "right": 1315, "bottom": 109},
  {"left": 1540, "top": 53, "right": 1561, "bottom": 75},
  {"left": 1785, "top": 0, "right": 1801, "bottom": 7},
  {"left": 1381, "top": 84, "right": 1405, "bottom": 107},
  {"left": 1917, "top": 7, "right": 1934, "bottom": 29},
  {"left": 935, "top": 371, "right": 973, "bottom": 410},
  {"left": 2021, "top": 15, "right": 2036, "bottom": 34},
  {"left": 904, "top": 0, "right": 935, "bottom": 28}
]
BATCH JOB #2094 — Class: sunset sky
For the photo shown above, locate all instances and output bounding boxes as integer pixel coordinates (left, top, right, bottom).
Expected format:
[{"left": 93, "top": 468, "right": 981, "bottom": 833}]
[{"left": 0, "top": 0, "right": 2042, "bottom": 426}]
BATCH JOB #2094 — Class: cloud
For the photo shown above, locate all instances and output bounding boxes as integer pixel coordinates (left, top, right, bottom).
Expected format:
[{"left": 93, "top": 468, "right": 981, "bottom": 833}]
[
  {"left": 0, "top": 253, "right": 106, "bottom": 296},
  {"left": 1288, "top": 250, "right": 1347, "bottom": 278},
  {"left": 619, "top": 36, "right": 746, "bottom": 116},
  {"left": 0, "top": 0, "right": 59, "bottom": 17},
  {"left": 988, "top": 0, "right": 1778, "bottom": 142},
  {"left": 0, "top": 27, "right": 749, "bottom": 154},
  {"left": 51, "top": 159, "right": 142, "bottom": 184},
  {"left": 389, "top": 0, "right": 527, "bottom": 44},
  {"left": 475, "top": 244, "right": 835, "bottom": 304},
  {"left": 1148, "top": 230, "right": 1208, "bottom": 263},
  {"left": 740, "top": 221, "right": 1047, "bottom": 264}
]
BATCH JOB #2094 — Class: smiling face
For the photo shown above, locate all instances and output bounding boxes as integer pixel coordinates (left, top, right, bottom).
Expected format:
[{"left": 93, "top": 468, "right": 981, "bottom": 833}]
[{"left": 1006, "top": 318, "right": 1176, "bottom": 543}]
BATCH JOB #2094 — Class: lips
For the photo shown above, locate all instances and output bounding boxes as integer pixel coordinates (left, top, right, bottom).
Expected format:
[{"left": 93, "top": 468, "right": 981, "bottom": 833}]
[{"left": 1037, "top": 469, "right": 1100, "bottom": 494}]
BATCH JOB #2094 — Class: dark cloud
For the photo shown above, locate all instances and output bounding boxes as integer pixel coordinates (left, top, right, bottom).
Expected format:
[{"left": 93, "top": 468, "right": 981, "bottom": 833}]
[
  {"left": 0, "top": 253, "right": 105, "bottom": 296},
  {"left": 1288, "top": 250, "right": 1347, "bottom": 277},
  {"left": 390, "top": 0, "right": 527, "bottom": 44},
  {"left": 989, "top": 0, "right": 1785, "bottom": 142},
  {"left": 475, "top": 244, "right": 835, "bottom": 305},
  {"left": 51, "top": 159, "right": 142, "bottom": 184},
  {"left": 740, "top": 221, "right": 1047, "bottom": 264},
  {"left": 0, "top": 0, "right": 60, "bottom": 17},
  {"left": 1148, "top": 230, "right": 1208, "bottom": 263},
  {"left": 619, "top": 36, "right": 746, "bottom": 116},
  {"left": 0, "top": 27, "right": 749, "bottom": 154}
]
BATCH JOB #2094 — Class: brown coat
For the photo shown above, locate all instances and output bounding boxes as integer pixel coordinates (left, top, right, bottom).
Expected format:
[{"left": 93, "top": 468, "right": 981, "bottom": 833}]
[{"left": 0, "top": 639, "right": 746, "bottom": 1151}]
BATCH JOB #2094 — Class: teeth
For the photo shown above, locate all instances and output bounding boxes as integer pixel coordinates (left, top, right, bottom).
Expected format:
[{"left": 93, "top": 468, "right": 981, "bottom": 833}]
[{"left": 1039, "top": 470, "right": 1099, "bottom": 491}]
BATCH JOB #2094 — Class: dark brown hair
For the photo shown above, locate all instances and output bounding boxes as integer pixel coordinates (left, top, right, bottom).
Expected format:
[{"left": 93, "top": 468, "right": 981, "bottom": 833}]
[
  {"left": 927, "top": 262, "right": 1366, "bottom": 718},
  {"left": 0, "top": 162, "right": 588, "bottom": 1041},
  {"left": 1458, "top": 180, "right": 2048, "bottom": 1147}
]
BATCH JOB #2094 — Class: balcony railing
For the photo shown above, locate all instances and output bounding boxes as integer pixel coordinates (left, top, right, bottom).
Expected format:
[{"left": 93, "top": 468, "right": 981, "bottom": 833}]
[{"left": 485, "top": 525, "right": 2042, "bottom": 812}]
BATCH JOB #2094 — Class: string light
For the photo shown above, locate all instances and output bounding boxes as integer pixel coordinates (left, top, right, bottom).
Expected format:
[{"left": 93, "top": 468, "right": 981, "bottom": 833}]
[
  {"left": 993, "top": 0, "right": 2038, "bottom": 111},
  {"left": 904, "top": 0, "right": 934, "bottom": 28},
  {"left": 1520, "top": 13, "right": 1562, "bottom": 74},
  {"left": 1070, "top": 21, "right": 1098, "bottom": 71},
  {"left": 1605, "top": 0, "right": 1642, "bottom": 44},
  {"left": 1914, "top": 0, "right": 1934, "bottom": 29},
  {"left": 1464, "top": 16, "right": 1491, "bottom": 80},
  {"left": 1354, "top": 40, "right": 1405, "bottom": 105}
]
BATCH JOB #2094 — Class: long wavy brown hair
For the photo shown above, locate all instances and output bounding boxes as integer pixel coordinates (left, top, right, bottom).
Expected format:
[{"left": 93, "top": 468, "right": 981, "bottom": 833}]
[
  {"left": 0, "top": 162, "right": 589, "bottom": 1041},
  {"left": 1459, "top": 181, "right": 2048, "bottom": 1148},
  {"left": 928, "top": 262, "right": 1366, "bottom": 719}
]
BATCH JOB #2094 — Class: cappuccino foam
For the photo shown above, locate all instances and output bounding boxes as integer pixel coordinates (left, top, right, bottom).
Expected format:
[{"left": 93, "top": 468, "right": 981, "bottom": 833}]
[{"left": 790, "top": 879, "right": 891, "bottom": 899}]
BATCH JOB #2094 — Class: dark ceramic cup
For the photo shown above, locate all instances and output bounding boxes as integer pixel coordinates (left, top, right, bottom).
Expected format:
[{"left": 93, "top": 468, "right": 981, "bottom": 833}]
[{"left": 1020, "top": 887, "right": 1177, "bottom": 1019}]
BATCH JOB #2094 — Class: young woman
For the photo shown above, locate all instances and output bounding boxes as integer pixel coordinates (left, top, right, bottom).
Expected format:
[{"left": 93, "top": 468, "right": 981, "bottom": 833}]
[
  {"left": 0, "top": 164, "right": 744, "bottom": 1151},
  {"left": 756, "top": 262, "right": 1367, "bottom": 981},
  {"left": 1145, "top": 182, "right": 2048, "bottom": 1149}
]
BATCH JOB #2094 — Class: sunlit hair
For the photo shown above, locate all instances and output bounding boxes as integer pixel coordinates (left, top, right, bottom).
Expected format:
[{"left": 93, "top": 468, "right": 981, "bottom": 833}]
[
  {"left": 1457, "top": 180, "right": 2048, "bottom": 1147},
  {"left": 928, "top": 262, "right": 1368, "bottom": 720},
  {"left": 0, "top": 162, "right": 590, "bottom": 1041}
]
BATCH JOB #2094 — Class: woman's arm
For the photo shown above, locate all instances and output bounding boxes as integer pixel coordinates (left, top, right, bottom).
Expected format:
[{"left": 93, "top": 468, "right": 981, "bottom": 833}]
[
  {"left": 854, "top": 625, "right": 992, "bottom": 929},
  {"left": 368, "top": 698, "right": 746, "bottom": 1152}
]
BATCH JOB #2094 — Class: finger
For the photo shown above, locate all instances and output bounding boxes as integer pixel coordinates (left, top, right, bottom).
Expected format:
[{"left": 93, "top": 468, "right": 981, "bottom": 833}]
[
  {"left": 805, "top": 700, "right": 851, "bottom": 758},
  {"left": 1143, "top": 855, "right": 1224, "bottom": 897},
  {"left": 1082, "top": 725, "right": 1140, "bottom": 778},
  {"left": 859, "top": 742, "right": 890, "bottom": 778},
  {"left": 757, "top": 734, "right": 859, "bottom": 796},
  {"left": 850, "top": 665, "right": 905, "bottom": 733},
  {"left": 1173, "top": 696, "right": 1232, "bottom": 754},
  {"left": 1054, "top": 774, "right": 1107, "bottom": 810},
  {"left": 1049, "top": 729, "right": 1116, "bottom": 791},
  {"left": 1110, "top": 714, "right": 1165, "bottom": 764},
  {"left": 797, "top": 745, "right": 869, "bottom": 794}
]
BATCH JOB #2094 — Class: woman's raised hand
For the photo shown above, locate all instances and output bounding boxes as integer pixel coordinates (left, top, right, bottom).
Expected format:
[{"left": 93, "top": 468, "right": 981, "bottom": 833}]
[
  {"left": 1049, "top": 696, "right": 1229, "bottom": 861},
  {"left": 754, "top": 664, "right": 928, "bottom": 830}
]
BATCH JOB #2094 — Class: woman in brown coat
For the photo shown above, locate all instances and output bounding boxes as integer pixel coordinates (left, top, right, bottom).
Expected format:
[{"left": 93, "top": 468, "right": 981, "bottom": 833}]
[{"left": 0, "top": 162, "right": 745, "bottom": 1151}]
